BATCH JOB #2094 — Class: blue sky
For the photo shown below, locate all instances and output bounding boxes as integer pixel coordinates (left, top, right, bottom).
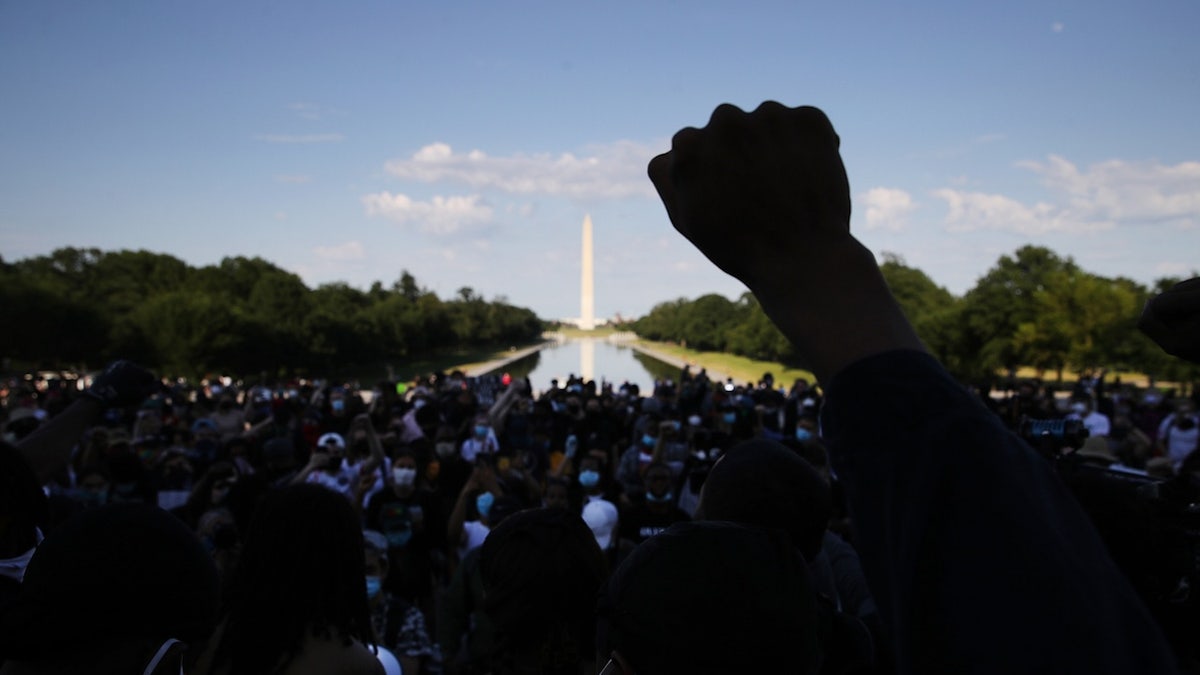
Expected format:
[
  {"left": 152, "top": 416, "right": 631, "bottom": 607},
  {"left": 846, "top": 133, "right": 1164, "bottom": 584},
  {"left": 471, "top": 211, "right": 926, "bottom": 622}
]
[{"left": 3, "top": 1, "right": 1199, "bottom": 321}]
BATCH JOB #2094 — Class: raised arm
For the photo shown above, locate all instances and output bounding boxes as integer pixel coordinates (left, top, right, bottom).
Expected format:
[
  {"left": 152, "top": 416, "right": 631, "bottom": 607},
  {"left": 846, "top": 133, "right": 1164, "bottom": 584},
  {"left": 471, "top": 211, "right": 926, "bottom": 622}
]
[
  {"left": 652, "top": 102, "right": 1176, "bottom": 674},
  {"left": 647, "top": 102, "right": 924, "bottom": 384},
  {"left": 18, "top": 360, "right": 157, "bottom": 485}
]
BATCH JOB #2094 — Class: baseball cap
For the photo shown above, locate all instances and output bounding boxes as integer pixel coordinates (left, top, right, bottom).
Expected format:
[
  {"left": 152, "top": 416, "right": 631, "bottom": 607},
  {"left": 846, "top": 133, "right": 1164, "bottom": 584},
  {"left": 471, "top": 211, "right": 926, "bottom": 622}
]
[
  {"left": 317, "top": 432, "right": 346, "bottom": 450},
  {"left": 582, "top": 499, "right": 618, "bottom": 550}
]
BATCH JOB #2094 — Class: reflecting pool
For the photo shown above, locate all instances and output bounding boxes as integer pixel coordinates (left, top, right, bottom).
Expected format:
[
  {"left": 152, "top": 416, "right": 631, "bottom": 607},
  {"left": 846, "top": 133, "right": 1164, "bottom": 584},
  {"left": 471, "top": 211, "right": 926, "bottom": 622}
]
[{"left": 499, "top": 338, "right": 681, "bottom": 394}]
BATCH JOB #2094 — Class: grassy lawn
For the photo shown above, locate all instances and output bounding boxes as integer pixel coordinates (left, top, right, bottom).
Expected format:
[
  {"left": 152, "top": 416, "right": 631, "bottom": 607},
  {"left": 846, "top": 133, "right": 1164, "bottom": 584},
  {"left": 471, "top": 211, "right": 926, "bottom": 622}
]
[{"left": 634, "top": 339, "right": 816, "bottom": 387}]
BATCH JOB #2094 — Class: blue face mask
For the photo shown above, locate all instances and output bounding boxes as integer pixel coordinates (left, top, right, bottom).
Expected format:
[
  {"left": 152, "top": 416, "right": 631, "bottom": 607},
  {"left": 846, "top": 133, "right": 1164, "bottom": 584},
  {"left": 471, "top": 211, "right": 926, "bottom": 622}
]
[
  {"left": 722, "top": 412, "right": 737, "bottom": 425},
  {"left": 642, "top": 434, "right": 656, "bottom": 447},
  {"left": 795, "top": 427, "right": 813, "bottom": 441},
  {"left": 647, "top": 491, "right": 674, "bottom": 504},
  {"left": 579, "top": 469, "right": 600, "bottom": 488},
  {"left": 332, "top": 399, "right": 345, "bottom": 412},
  {"left": 385, "top": 530, "right": 412, "bottom": 548},
  {"left": 474, "top": 425, "right": 489, "bottom": 438},
  {"left": 476, "top": 492, "right": 495, "bottom": 518},
  {"left": 365, "top": 575, "right": 383, "bottom": 599}
]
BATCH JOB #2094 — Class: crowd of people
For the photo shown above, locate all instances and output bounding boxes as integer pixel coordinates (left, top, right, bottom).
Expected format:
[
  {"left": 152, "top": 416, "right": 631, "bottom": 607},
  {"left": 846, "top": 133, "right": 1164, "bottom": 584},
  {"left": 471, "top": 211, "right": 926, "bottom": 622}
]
[{"left": 1, "top": 101, "right": 1198, "bottom": 674}]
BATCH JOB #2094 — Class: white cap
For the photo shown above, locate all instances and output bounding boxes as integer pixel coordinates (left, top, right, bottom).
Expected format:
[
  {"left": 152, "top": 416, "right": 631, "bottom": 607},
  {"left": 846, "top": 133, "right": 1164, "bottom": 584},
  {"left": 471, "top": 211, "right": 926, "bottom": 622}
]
[
  {"left": 582, "top": 499, "right": 619, "bottom": 550},
  {"left": 317, "top": 432, "right": 345, "bottom": 450}
]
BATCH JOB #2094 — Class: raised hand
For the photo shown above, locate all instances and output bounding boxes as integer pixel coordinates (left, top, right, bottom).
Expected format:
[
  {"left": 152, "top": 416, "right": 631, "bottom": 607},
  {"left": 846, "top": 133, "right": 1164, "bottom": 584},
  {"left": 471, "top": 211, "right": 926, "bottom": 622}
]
[
  {"left": 1138, "top": 277, "right": 1200, "bottom": 364},
  {"left": 84, "top": 360, "right": 158, "bottom": 408},
  {"left": 648, "top": 102, "right": 851, "bottom": 290},
  {"left": 649, "top": 102, "right": 924, "bottom": 382}
]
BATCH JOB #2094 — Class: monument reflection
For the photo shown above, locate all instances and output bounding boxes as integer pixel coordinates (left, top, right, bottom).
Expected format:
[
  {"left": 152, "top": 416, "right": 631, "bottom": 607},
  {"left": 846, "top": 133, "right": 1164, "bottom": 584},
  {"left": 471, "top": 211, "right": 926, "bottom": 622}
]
[{"left": 503, "top": 338, "right": 678, "bottom": 394}]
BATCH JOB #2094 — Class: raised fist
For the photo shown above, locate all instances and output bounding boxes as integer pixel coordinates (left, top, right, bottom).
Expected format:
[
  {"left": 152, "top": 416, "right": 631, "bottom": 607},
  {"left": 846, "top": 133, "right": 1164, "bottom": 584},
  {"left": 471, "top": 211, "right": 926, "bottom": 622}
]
[
  {"left": 1138, "top": 277, "right": 1200, "bottom": 364},
  {"left": 84, "top": 360, "right": 158, "bottom": 408},
  {"left": 648, "top": 102, "right": 851, "bottom": 290}
]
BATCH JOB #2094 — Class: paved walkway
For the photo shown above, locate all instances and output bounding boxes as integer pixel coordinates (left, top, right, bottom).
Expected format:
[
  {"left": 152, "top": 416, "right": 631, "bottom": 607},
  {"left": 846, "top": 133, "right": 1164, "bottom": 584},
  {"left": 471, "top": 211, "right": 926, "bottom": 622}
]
[
  {"left": 627, "top": 342, "right": 732, "bottom": 385},
  {"left": 463, "top": 342, "right": 550, "bottom": 377}
]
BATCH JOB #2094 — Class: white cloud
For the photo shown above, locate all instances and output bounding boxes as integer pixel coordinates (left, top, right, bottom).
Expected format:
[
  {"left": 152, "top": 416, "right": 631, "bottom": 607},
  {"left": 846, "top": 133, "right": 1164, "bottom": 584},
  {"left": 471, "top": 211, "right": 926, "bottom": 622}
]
[
  {"left": 382, "top": 140, "right": 657, "bottom": 200},
  {"left": 362, "top": 192, "right": 493, "bottom": 234},
  {"left": 287, "top": 102, "right": 332, "bottom": 121},
  {"left": 862, "top": 187, "right": 917, "bottom": 231},
  {"left": 275, "top": 175, "right": 312, "bottom": 184},
  {"left": 1052, "top": 22, "right": 1065, "bottom": 33},
  {"left": 273, "top": 211, "right": 288, "bottom": 221},
  {"left": 313, "top": 241, "right": 366, "bottom": 261},
  {"left": 933, "top": 189, "right": 1085, "bottom": 234},
  {"left": 1018, "top": 155, "right": 1200, "bottom": 228},
  {"left": 934, "top": 155, "right": 1200, "bottom": 235},
  {"left": 254, "top": 133, "right": 345, "bottom": 144}
]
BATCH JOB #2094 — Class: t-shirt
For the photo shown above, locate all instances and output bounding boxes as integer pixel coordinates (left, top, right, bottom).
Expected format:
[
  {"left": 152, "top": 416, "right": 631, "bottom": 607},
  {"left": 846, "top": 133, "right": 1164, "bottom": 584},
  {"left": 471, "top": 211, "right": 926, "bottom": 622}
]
[{"left": 619, "top": 505, "right": 690, "bottom": 545}]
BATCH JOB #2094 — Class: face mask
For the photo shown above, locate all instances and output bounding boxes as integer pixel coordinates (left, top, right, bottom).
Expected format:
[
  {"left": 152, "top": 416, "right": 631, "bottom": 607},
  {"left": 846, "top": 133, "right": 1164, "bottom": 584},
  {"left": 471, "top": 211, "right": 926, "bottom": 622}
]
[
  {"left": 77, "top": 489, "right": 108, "bottom": 508},
  {"left": 412, "top": 398, "right": 427, "bottom": 410},
  {"left": 795, "top": 427, "right": 813, "bottom": 441},
  {"left": 579, "top": 469, "right": 601, "bottom": 488},
  {"left": 332, "top": 399, "right": 345, "bottom": 412},
  {"left": 1071, "top": 403, "right": 1087, "bottom": 414},
  {"left": 476, "top": 492, "right": 495, "bottom": 518},
  {"left": 687, "top": 415, "right": 702, "bottom": 427},
  {"left": 647, "top": 491, "right": 674, "bottom": 504},
  {"left": 722, "top": 413, "right": 737, "bottom": 425},
  {"left": 385, "top": 530, "right": 412, "bottom": 548},
  {"left": 436, "top": 442, "right": 457, "bottom": 459},
  {"left": 474, "top": 425, "right": 489, "bottom": 438},
  {"left": 365, "top": 575, "right": 383, "bottom": 599},
  {"left": 393, "top": 467, "right": 417, "bottom": 487},
  {"left": 641, "top": 434, "right": 655, "bottom": 447}
]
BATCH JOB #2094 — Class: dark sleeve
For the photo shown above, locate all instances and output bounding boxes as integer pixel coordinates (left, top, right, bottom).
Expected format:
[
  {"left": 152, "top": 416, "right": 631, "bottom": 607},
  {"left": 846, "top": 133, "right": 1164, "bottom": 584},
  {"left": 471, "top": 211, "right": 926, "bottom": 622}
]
[{"left": 820, "top": 350, "right": 1176, "bottom": 675}]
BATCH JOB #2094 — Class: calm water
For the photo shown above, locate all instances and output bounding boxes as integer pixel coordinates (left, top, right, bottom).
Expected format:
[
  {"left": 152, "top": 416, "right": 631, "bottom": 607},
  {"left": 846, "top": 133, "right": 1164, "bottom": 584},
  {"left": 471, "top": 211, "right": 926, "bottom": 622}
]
[{"left": 500, "top": 338, "right": 680, "bottom": 394}]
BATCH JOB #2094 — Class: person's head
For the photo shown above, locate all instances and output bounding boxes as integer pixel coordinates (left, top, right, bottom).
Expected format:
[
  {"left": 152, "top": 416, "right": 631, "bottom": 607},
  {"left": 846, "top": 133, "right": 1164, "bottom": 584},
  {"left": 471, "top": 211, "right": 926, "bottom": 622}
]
[
  {"left": 1070, "top": 398, "right": 1093, "bottom": 416},
  {"left": 578, "top": 456, "right": 604, "bottom": 492},
  {"left": 209, "top": 483, "right": 374, "bottom": 675},
  {"left": 362, "top": 530, "right": 390, "bottom": 607},
  {"left": 260, "top": 436, "right": 298, "bottom": 475},
  {"left": 642, "top": 462, "right": 673, "bottom": 505},
  {"left": 544, "top": 476, "right": 570, "bottom": 510},
  {"left": 480, "top": 508, "right": 608, "bottom": 674},
  {"left": 0, "top": 503, "right": 219, "bottom": 674},
  {"left": 74, "top": 465, "right": 112, "bottom": 508},
  {"left": 582, "top": 499, "right": 619, "bottom": 551},
  {"left": 696, "top": 439, "right": 831, "bottom": 562},
  {"left": 597, "top": 521, "right": 819, "bottom": 675},
  {"left": 391, "top": 449, "right": 418, "bottom": 492},
  {"left": 317, "top": 432, "right": 346, "bottom": 463}
]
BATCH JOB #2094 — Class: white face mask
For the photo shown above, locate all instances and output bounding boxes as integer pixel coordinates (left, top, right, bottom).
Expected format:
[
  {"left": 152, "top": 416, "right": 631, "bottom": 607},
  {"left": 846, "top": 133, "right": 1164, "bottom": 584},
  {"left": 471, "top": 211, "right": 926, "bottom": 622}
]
[
  {"left": 393, "top": 467, "right": 417, "bottom": 487},
  {"left": 0, "top": 528, "right": 42, "bottom": 583}
]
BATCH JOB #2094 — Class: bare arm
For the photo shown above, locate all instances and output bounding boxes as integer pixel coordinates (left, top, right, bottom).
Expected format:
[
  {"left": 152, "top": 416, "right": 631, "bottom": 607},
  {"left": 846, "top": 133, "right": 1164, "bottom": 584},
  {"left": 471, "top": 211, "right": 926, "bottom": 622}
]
[{"left": 18, "top": 361, "right": 157, "bottom": 485}]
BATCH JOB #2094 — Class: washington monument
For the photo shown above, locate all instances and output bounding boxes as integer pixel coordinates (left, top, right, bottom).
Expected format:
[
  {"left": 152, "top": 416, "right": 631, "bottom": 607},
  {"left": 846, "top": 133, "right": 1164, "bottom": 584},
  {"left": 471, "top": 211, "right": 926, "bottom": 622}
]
[{"left": 580, "top": 214, "right": 595, "bottom": 330}]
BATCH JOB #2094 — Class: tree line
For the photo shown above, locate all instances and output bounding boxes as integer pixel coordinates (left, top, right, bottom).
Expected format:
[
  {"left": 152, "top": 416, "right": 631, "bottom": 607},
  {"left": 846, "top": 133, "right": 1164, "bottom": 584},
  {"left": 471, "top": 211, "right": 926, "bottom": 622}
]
[
  {"left": 0, "top": 248, "right": 543, "bottom": 379},
  {"left": 631, "top": 245, "right": 1200, "bottom": 386}
]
